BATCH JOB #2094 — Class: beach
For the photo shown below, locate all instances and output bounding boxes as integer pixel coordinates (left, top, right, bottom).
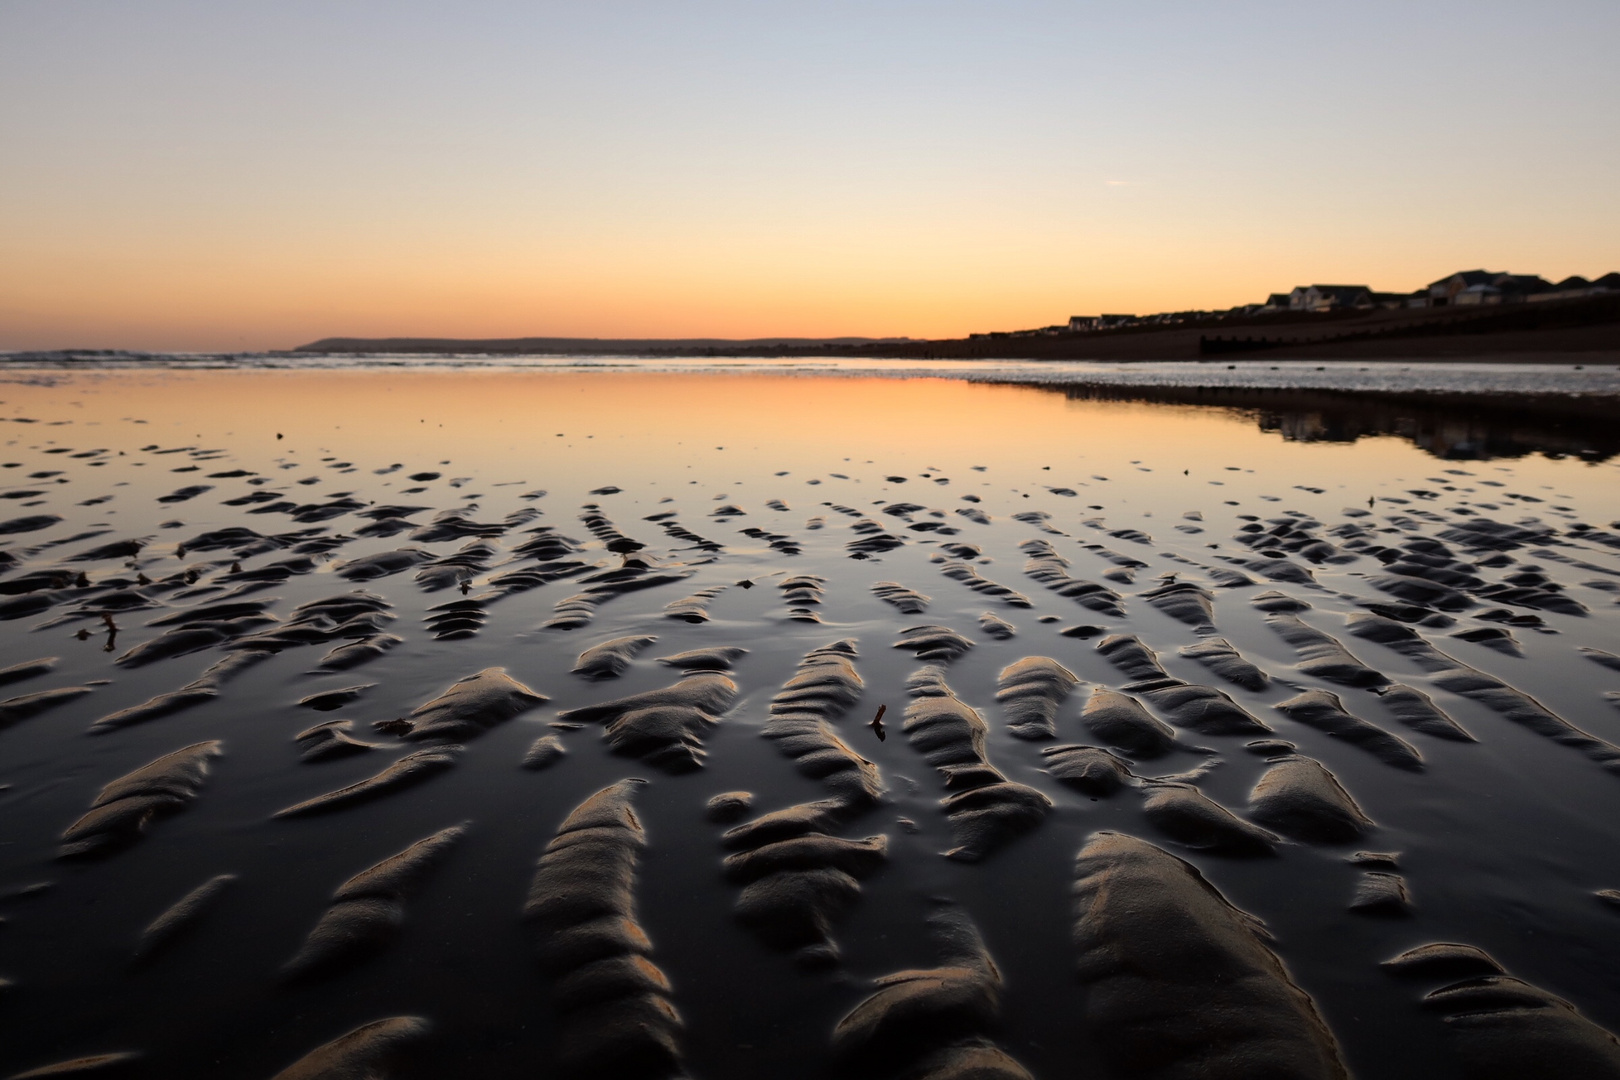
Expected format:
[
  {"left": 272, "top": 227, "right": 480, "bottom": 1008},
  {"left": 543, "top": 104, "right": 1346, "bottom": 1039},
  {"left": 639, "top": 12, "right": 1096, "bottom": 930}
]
[{"left": 1, "top": 363, "right": 1618, "bottom": 1079}]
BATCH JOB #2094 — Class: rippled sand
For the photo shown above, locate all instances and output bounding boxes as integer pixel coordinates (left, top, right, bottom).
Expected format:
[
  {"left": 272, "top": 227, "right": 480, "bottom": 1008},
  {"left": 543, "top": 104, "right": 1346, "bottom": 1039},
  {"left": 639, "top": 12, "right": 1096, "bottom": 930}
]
[{"left": 1, "top": 368, "right": 1618, "bottom": 1079}]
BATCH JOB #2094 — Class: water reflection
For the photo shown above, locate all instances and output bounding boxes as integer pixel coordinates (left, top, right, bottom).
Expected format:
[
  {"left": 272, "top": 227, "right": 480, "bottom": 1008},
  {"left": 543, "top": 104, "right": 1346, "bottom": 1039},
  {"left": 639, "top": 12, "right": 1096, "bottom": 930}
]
[{"left": 1022, "top": 382, "right": 1620, "bottom": 462}]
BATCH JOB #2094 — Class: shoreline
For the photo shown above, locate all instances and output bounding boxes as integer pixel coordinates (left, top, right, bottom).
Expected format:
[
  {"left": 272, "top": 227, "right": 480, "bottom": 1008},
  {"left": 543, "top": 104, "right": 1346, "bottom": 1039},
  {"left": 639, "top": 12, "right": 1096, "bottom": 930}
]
[
  {"left": 8, "top": 348, "right": 1620, "bottom": 366},
  {"left": 3, "top": 354, "right": 1618, "bottom": 399}
]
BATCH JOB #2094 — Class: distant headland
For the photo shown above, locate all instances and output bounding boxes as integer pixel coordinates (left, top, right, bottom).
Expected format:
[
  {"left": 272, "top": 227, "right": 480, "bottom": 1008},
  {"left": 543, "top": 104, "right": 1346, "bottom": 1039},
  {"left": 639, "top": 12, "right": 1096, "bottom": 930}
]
[
  {"left": 292, "top": 268, "right": 1620, "bottom": 362},
  {"left": 290, "top": 335, "right": 914, "bottom": 355}
]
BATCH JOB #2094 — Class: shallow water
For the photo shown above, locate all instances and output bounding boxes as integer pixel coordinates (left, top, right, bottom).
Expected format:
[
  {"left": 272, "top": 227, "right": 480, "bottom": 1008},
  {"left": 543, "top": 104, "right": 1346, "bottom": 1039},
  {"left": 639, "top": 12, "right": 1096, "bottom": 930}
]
[
  {"left": 1, "top": 368, "right": 1617, "bottom": 1079},
  {"left": 7, "top": 351, "right": 1620, "bottom": 396}
]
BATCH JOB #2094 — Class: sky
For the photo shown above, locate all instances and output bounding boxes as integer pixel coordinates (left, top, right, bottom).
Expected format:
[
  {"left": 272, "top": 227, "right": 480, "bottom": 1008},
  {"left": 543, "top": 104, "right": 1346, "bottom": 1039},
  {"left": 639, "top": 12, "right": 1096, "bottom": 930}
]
[{"left": 2, "top": 1, "right": 1618, "bottom": 351}]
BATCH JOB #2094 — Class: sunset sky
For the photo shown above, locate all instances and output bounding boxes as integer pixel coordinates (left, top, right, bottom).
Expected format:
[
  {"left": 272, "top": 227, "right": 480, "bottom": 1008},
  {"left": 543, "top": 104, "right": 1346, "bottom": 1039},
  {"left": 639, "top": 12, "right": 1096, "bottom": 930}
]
[{"left": 3, "top": 1, "right": 1617, "bottom": 351}]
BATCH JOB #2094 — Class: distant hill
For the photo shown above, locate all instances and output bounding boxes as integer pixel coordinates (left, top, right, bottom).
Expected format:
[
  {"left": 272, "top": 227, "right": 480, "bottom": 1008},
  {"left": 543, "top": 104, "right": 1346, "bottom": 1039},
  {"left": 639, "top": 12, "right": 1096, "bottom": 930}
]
[
  {"left": 291, "top": 335, "right": 909, "bottom": 355},
  {"left": 289, "top": 295, "right": 1620, "bottom": 363}
]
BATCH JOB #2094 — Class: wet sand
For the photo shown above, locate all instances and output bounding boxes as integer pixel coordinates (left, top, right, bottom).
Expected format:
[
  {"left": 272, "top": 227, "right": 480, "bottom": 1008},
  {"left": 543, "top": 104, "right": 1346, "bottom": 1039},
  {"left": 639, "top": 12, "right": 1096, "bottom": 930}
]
[{"left": 0, "top": 367, "right": 1618, "bottom": 1079}]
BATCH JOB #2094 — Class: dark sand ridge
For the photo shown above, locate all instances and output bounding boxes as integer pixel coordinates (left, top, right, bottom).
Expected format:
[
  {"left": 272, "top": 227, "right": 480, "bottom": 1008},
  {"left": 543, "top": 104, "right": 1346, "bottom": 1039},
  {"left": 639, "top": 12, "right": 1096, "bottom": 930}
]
[
  {"left": 721, "top": 800, "right": 888, "bottom": 970},
  {"left": 0, "top": 368, "right": 1617, "bottom": 1078},
  {"left": 663, "top": 583, "right": 728, "bottom": 622},
  {"left": 977, "top": 610, "right": 1017, "bottom": 640},
  {"left": 1248, "top": 753, "right": 1376, "bottom": 844},
  {"left": 294, "top": 718, "right": 383, "bottom": 762},
  {"left": 557, "top": 672, "right": 738, "bottom": 774},
  {"left": 994, "top": 656, "right": 1079, "bottom": 740},
  {"left": 1345, "top": 613, "right": 1620, "bottom": 775},
  {"left": 1177, "top": 637, "right": 1271, "bottom": 691},
  {"left": 761, "top": 640, "right": 883, "bottom": 807},
  {"left": 570, "top": 634, "right": 658, "bottom": 680},
  {"left": 1384, "top": 942, "right": 1620, "bottom": 1077},
  {"left": 267, "top": 1018, "right": 431, "bottom": 1080},
  {"left": 902, "top": 664, "right": 1054, "bottom": 862},
  {"left": 871, "top": 580, "right": 931, "bottom": 615},
  {"left": 58, "top": 741, "right": 223, "bottom": 858},
  {"left": 1073, "top": 831, "right": 1350, "bottom": 1079},
  {"left": 830, "top": 903, "right": 1035, "bottom": 1079},
  {"left": 272, "top": 747, "right": 462, "bottom": 818},
  {"left": 281, "top": 824, "right": 466, "bottom": 981},
  {"left": 523, "top": 780, "right": 686, "bottom": 1080},
  {"left": 131, "top": 872, "right": 238, "bottom": 965},
  {"left": 1095, "top": 634, "right": 1273, "bottom": 736},
  {"left": 780, "top": 574, "right": 826, "bottom": 622}
]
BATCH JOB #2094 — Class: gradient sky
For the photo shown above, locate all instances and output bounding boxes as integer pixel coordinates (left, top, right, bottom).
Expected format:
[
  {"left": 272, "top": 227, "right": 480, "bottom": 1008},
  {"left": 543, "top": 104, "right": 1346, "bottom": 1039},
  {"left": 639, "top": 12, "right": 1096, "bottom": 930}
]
[{"left": 3, "top": 1, "right": 1618, "bottom": 351}]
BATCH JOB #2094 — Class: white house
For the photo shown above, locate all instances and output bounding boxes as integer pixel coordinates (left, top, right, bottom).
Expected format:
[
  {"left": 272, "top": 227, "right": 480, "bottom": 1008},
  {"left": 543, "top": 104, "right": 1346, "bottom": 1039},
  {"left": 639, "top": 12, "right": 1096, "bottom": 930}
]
[{"left": 1290, "top": 285, "right": 1372, "bottom": 312}]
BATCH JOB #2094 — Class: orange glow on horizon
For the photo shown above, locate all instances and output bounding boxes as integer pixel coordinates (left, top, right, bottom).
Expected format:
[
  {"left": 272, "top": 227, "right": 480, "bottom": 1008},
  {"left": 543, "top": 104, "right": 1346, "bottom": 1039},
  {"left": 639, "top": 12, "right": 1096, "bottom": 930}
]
[
  {"left": 5, "top": 6, "right": 1614, "bottom": 352},
  {"left": 7, "top": 227, "right": 1613, "bottom": 353}
]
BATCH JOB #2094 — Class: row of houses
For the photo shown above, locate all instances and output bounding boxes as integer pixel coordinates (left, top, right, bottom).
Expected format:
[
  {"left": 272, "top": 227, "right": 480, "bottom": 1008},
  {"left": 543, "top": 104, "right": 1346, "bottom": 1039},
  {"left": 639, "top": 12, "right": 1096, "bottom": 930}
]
[
  {"left": 982, "top": 268, "right": 1619, "bottom": 340},
  {"left": 1263, "top": 269, "right": 1620, "bottom": 314}
]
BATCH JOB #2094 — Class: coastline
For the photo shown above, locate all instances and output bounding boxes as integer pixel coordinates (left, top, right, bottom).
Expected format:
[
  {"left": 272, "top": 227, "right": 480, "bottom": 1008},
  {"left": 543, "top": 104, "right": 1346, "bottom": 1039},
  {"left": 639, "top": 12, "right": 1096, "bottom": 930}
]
[{"left": 4, "top": 353, "right": 1618, "bottom": 396}]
